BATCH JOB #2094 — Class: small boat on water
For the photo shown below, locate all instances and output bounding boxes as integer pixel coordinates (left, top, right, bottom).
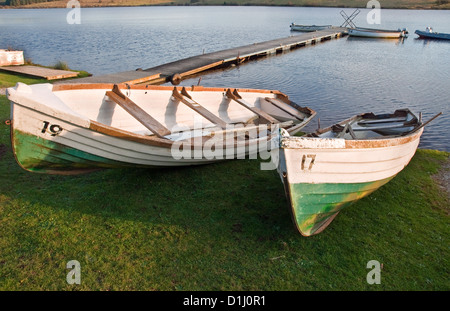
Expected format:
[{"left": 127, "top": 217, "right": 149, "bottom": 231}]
[
  {"left": 290, "top": 23, "right": 332, "bottom": 32},
  {"left": 7, "top": 82, "right": 316, "bottom": 175},
  {"left": 277, "top": 109, "right": 440, "bottom": 236},
  {"left": 415, "top": 27, "right": 450, "bottom": 40},
  {"left": 348, "top": 27, "right": 408, "bottom": 38}
]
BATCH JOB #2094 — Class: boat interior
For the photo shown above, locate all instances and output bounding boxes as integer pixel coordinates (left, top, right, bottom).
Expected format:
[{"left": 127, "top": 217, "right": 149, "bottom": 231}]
[
  {"left": 44, "top": 83, "right": 315, "bottom": 141},
  {"left": 310, "top": 109, "right": 422, "bottom": 140}
]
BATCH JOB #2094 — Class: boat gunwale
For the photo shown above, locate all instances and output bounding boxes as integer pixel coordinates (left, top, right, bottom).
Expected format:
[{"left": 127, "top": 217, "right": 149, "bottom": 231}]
[
  {"left": 281, "top": 129, "right": 423, "bottom": 150},
  {"left": 281, "top": 110, "right": 424, "bottom": 150},
  {"left": 52, "top": 83, "right": 282, "bottom": 95}
]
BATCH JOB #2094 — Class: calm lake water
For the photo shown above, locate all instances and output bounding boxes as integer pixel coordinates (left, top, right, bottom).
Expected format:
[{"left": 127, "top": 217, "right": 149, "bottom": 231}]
[{"left": 0, "top": 6, "right": 449, "bottom": 151}]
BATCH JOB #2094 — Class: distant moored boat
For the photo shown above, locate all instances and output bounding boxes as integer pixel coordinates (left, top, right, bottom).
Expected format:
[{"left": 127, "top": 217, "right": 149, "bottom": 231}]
[
  {"left": 415, "top": 27, "right": 450, "bottom": 40},
  {"left": 348, "top": 27, "right": 408, "bottom": 38},
  {"left": 290, "top": 23, "right": 332, "bottom": 32}
]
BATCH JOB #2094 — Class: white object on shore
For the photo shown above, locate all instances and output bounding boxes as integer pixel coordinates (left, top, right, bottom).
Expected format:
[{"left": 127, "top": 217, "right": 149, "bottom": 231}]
[{"left": 0, "top": 49, "right": 24, "bottom": 66}]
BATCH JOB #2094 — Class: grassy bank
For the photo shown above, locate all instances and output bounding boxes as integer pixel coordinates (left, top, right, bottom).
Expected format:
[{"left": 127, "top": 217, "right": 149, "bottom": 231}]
[
  {"left": 0, "top": 75, "right": 448, "bottom": 290},
  {"left": 2, "top": 0, "right": 450, "bottom": 9}
]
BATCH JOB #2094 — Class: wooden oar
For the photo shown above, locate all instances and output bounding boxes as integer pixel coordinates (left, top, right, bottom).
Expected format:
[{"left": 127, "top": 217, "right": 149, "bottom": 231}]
[{"left": 401, "top": 112, "right": 442, "bottom": 136}]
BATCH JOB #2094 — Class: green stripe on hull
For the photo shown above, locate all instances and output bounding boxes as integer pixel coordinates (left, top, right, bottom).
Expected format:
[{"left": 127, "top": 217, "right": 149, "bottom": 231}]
[
  {"left": 288, "top": 177, "right": 393, "bottom": 236},
  {"left": 12, "top": 130, "right": 130, "bottom": 174}
]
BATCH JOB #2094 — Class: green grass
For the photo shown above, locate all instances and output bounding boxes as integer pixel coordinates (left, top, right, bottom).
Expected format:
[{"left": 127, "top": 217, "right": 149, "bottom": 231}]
[
  {"left": 52, "top": 61, "right": 71, "bottom": 71},
  {"left": 0, "top": 87, "right": 448, "bottom": 290},
  {"left": 0, "top": 72, "right": 49, "bottom": 89}
]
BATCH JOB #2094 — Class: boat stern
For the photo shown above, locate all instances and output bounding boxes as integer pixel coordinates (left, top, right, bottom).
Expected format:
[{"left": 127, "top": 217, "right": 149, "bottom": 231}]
[{"left": 7, "top": 83, "right": 119, "bottom": 174}]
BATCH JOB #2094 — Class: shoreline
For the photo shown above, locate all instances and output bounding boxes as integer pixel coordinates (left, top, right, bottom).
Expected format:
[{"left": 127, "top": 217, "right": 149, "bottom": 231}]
[{"left": 432, "top": 153, "right": 450, "bottom": 199}]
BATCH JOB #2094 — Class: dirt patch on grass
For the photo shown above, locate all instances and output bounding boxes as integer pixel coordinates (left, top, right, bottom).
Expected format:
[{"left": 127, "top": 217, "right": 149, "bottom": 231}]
[{"left": 432, "top": 155, "right": 450, "bottom": 200}]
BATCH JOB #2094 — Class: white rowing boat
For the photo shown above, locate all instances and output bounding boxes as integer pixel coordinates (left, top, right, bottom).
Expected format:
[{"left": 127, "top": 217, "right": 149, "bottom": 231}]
[
  {"left": 7, "top": 82, "right": 316, "bottom": 174},
  {"left": 290, "top": 23, "right": 332, "bottom": 32},
  {"left": 277, "top": 109, "right": 440, "bottom": 236},
  {"left": 348, "top": 27, "right": 408, "bottom": 38}
]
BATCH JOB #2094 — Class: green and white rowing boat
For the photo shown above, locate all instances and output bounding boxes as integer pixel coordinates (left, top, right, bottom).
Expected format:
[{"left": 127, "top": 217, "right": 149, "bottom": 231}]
[
  {"left": 278, "top": 109, "right": 440, "bottom": 236},
  {"left": 7, "top": 82, "right": 315, "bottom": 174}
]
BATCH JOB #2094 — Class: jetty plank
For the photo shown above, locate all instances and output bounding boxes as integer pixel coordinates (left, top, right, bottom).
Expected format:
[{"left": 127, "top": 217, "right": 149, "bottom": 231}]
[{"left": 0, "top": 65, "right": 78, "bottom": 80}]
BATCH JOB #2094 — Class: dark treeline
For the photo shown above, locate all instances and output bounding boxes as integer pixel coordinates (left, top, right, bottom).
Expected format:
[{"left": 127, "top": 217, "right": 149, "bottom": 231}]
[{"left": 6, "top": 0, "right": 59, "bottom": 6}]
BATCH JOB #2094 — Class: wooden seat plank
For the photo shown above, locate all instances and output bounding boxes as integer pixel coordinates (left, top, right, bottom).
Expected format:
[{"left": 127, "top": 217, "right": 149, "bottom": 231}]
[
  {"left": 172, "top": 87, "right": 228, "bottom": 129},
  {"left": 225, "top": 89, "right": 278, "bottom": 124},
  {"left": 106, "top": 85, "right": 171, "bottom": 138},
  {"left": 352, "top": 123, "right": 411, "bottom": 131},
  {"left": 264, "top": 97, "right": 305, "bottom": 121},
  {"left": 358, "top": 117, "right": 406, "bottom": 125}
]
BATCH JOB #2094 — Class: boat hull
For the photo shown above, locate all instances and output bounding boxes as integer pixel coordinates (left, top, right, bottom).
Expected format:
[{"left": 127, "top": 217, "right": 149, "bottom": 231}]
[
  {"left": 278, "top": 129, "right": 423, "bottom": 236},
  {"left": 415, "top": 30, "right": 450, "bottom": 40},
  {"left": 11, "top": 128, "right": 128, "bottom": 174},
  {"left": 11, "top": 103, "right": 277, "bottom": 174},
  {"left": 348, "top": 28, "right": 404, "bottom": 38}
]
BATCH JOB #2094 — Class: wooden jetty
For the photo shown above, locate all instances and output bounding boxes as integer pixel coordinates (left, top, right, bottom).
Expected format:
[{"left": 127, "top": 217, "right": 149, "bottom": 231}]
[
  {"left": 0, "top": 65, "right": 79, "bottom": 80},
  {"left": 70, "top": 27, "right": 348, "bottom": 85}
]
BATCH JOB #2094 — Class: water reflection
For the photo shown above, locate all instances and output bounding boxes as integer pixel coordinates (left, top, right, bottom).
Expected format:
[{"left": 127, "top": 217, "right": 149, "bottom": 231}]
[
  {"left": 414, "top": 38, "right": 450, "bottom": 46},
  {"left": 346, "top": 36, "right": 407, "bottom": 45}
]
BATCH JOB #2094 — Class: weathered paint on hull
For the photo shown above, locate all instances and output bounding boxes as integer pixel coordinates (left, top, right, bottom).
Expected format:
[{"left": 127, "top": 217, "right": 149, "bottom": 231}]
[
  {"left": 285, "top": 177, "right": 393, "bottom": 236},
  {"left": 12, "top": 129, "right": 133, "bottom": 174},
  {"left": 9, "top": 104, "right": 270, "bottom": 174},
  {"left": 9, "top": 103, "right": 225, "bottom": 174}
]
